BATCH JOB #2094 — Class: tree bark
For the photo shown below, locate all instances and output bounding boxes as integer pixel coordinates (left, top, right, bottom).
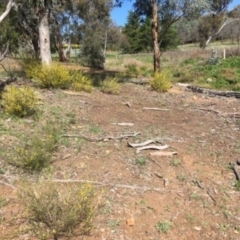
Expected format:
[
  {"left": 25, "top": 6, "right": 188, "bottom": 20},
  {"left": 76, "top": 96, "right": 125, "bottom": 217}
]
[
  {"left": 151, "top": 0, "right": 160, "bottom": 73},
  {"left": 38, "top": 5, "right": 52, "bottom": 65}
]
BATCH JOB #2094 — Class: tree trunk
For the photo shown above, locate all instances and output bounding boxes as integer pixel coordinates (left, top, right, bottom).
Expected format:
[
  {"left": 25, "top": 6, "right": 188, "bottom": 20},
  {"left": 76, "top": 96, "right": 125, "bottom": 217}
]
[
  {"left": 38, "top": 6, "right": 52, "bottom": 65},
  {"left": 151, "top": 0, "right": 160, "bottom": 73}
]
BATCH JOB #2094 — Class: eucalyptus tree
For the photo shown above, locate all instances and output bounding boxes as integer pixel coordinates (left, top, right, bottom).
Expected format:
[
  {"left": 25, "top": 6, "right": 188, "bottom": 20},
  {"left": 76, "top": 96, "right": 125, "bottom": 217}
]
[
  {"left": 76, "top": 0, "right": 113, "bottom": 69},
  {"left": 198, "top": 0, "right": 233, "bottom": 48},
  {"left": 116, "top": 0, "right": 210, "bottom": 72}
]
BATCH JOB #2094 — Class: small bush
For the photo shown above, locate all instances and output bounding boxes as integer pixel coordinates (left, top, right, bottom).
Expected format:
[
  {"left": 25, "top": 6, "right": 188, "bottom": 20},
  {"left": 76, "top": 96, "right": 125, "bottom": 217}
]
[
  {"left": 150, "top": 70, "right": 172, "bottom": 92},
  {"left": 101, "top": 77, "right": 120, "bottom": 95},
  {"left": 1, "top": 85, "right": 39, "bottom": 117},
  {"left": 125, "top": 64, "right": 139, "bottom": 77},
  {"left": 70, "top": 71, "right": 93, "bottom": 93},
  {"left": 25, "top": 62, "right": 71, "bottom": 89},
  {"left": 19, "top": 182, "right": 95, "bottom": 239},
  {"left": 12, "top": 124, "right": 58, "bottom": 172},
  {"left": 155, "top": 221, "right": 171, "bottom": 234}
]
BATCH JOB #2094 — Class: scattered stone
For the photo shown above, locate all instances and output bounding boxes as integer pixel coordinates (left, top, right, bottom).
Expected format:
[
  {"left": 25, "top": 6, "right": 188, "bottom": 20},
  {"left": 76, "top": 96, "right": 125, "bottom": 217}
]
[{"left": 126, "top": 218, "right": 135, "bottom": 226}]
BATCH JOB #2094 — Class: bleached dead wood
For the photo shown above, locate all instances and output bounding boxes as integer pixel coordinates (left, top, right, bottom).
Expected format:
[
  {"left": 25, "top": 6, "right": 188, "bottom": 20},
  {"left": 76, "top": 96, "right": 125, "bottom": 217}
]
[
  {"left": 143, "top": 107, "right": 170, "bottom": 111},
  {"left": 149, "top": 151, "right": 177, "bottom": 156},
  {"left": 52, "top": 179, "right": 183, "bottom": 192},
  {"left": 128, "top": 138, "right": 163, "bottom": 147},
  {"left": 136, "top": 144, "right": 169, "bottom": 154},
  {"left": 62, "top": 132, "right": 140, "bottom": 142},
  {"left": 0, "top": 180, "right": 16, "bottom": 189}
]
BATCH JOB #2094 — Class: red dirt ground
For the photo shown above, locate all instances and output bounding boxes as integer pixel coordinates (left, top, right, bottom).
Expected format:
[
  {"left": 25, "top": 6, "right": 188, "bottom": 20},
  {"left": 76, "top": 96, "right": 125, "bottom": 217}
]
[{"left": 1, "top": 82, "right": 240, "bottom": 240}]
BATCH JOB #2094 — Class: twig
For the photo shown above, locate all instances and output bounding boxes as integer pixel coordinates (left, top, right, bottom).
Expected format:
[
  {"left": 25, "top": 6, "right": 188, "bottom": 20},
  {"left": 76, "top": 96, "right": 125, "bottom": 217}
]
[
  {"left": 62, "top": 132, "right": 141, "bottom": 142},
  {"left": 0, "top": 180, "right": 16, "bottom": 189},
  {"left": 194, "top": 107, "right": 221, "bottom": 115},
  {"left": 51, "top": 179, "right": 183, "bottom": 192},
  {"left": 206, "top": 189, "right": 217, "bottom": 204},
  {"left": 111, "top": 122, "right": 134, "bottom": 126},
  {"left": 149, "top": 157, "right": 162, "bottom": 169},
  {"left": 143, "top": 107, "right": 170, "bottom": 111}
]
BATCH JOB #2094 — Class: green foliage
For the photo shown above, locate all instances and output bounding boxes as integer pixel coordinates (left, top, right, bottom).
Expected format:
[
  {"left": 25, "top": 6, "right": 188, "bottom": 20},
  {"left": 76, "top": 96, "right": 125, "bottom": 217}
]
[
  {"left": 1, "top": 85, "right": 39, "bottom": 117},
  {"left": 125, "top": 64, "right": 139, "bottom": 77},
  {"left": 19, "top": 181, "right": 95, "bottom": 239},
  {"left": 12, "top": 124, "right": 58, "bottom": 172},
  {"left": 150, "top": 70, "right": 172, "bottom": 92},
  {"left": 101, "top": 77, "right": 120, "bottom": 95},
  {"left": 25, "top": 61, "right": 71, "bottom": 89},
  {"left": 135, "top": 157, "right": 146, "bottom": 166},
  {"left": 160, "top": 25, "right": 180, "bottom": 51},
  {"left": 70, "top": 71, "right": 93, "bottom": 93},
  {"left": 80, "top": 37, "right": 105, "bottom": 69},
  {"left": 155, "top": 221, "right": 171, "bottom": 234}
]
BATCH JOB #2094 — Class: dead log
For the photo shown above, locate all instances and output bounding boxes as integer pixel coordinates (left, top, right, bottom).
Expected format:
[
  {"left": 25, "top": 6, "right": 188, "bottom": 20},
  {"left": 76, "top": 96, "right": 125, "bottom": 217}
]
[{"left": 187, "top": 85, "right": 240, "bottom": 99}]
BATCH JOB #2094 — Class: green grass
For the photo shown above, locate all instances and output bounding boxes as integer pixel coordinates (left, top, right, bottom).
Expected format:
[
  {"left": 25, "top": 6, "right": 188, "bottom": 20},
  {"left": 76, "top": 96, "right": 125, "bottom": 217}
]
[{"left": 172, "top": 56, "right": 240, "bottom": 91}]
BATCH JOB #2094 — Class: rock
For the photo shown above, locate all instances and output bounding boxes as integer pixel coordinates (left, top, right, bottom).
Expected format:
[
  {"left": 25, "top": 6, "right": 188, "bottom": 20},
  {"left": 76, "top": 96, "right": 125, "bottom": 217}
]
[{"left": 126, "top": 218, "right": 135, "bottom": 226}]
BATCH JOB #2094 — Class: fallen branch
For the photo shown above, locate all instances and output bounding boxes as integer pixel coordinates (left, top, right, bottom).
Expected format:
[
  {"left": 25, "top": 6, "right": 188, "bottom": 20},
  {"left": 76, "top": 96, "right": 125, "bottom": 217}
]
[
  {"left": 194, "top": 108, "right": 240, "bottom": 119},
  {"left": 143, "top": 107, "right": 170, "bottom": 111},
  {"left": 149, "top": 151, "right": 177, "bottom": 157},
  {"left": 187, "top": 85, "right": 240, "bottom": 99},
  {"left": 52, "top": 179, "right": 183, "bottom": 192},
  {"left": 195, "top": 107, "right": 221, "bottom": 115},
  {"left": 128, "top": 138, "right": 163, "bottom": 148},
  {"left": 62, "top": 132, "right": 140, "bottom": 142},
  {"left": 136, "top": 144, "right": 169, "bottom": 154},
  {"left": 0, "top": 180, "right": 16, "bottom": 189}
]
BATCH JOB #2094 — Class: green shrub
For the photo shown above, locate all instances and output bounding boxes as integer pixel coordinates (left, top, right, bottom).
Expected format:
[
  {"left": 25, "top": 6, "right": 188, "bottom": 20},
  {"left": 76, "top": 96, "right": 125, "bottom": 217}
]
[
  {"left": 125, "top": 64, "right": 139, "bottom": 77},
  {"left": 12, "top": 124, "right": 59, "bottom": 172},
  {"left": 19, "top": 181, "right": 95, "bottom": 239},
  {"left": 101, "top": 77, "right": 120, "bottom": 95},
  {"left": 150, "top": 70, "right": 172, "bottom": 92},
  {"left": 1, "top": 85, "right": 39, "bottom": 117},
  {"left": 25, "top": 62, "right": 71, "bottom": 89},
  {"left": 70, "top": 71, "right": 93, "bottom": 93}
]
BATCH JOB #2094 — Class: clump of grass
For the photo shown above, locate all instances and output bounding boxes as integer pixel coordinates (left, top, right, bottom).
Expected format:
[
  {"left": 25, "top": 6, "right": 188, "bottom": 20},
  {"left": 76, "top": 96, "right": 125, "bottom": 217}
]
[
  {"left": 1, "top": 85, "right": 39, "bottom": 117},
  {"left": 19, "top": 181, "right": 95, "bottom": 240},
  {"left": 135, "top": 157, "right": 146, "bottom": 166},
  {"left": 101, "top": 77, "right": 120, "bottom": 95},
  {"left": 70, "top": 71, "right": 93, "bottom": 93},
  {"left": 150, "top": 70, "right": 172, "bottom": 92},
  {"left": 155, "top": 221, "right": 171, "bottom": 234},
  {"left": 12, "top": 124, "right": 59, "bottom": 172}
]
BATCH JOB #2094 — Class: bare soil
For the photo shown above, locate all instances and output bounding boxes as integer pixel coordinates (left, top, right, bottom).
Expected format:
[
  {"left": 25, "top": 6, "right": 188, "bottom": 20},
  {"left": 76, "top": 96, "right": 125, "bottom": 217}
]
[{"left": 1, "top": 81, "right": 240, "bottom": 240}]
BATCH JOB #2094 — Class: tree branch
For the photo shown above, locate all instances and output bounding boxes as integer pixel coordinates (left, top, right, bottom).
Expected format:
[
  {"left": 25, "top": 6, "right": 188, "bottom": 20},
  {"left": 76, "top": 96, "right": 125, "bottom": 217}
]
[{"left": 0, "top": 0, "right": 15, "bottom": 24}]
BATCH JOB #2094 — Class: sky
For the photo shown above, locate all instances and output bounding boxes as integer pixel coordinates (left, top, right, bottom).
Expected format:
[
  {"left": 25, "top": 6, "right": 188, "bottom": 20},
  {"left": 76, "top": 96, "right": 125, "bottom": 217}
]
[{"left": 111, "top": 0, "right": 240, "bottom": 26}]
